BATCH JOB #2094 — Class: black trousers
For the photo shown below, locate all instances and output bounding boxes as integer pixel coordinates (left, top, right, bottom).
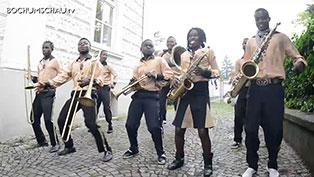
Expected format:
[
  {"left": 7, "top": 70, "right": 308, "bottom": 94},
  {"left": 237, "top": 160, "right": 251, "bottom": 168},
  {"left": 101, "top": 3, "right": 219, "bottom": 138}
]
[
  {"left": 233, "top": 87, "right": 248, "bottom": 143},
  {"left": 58, "top": 90, "right": 105, "bottom": 153},
  {"left": 245, "top": 84, "right": 284, "bottom": 170},
  {"left": 31, "top": 90, "right": 58, "bottom": 146},
  {"left": 159, "top": 85, "right": 170, "bottom": 121},
  {"left": 126, "top": 90, "right": 164, "bottom": 157},
  {"left": 97, "top": 86, "right": 112, "bottom": 125}
]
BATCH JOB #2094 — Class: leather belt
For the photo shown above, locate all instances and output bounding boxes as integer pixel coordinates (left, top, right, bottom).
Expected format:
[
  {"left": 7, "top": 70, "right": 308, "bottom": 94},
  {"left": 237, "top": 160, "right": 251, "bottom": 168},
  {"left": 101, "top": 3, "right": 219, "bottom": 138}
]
[{"left": 251, "top": 78, "right": 283, "bottom": 86}]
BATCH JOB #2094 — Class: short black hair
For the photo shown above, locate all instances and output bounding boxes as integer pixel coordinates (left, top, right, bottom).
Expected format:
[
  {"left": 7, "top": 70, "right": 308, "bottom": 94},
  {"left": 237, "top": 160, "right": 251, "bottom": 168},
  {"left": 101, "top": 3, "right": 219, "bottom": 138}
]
[
  {"left": 187, "top": 27, "right": 206, "bottom": 50},
  {"left": 78, "top": 37, "right": 91, "bottom": 46},
  {"left": 141, "top": 39, "right": 153, "bottom": 48},
  {"left": 43, "top": 40, "right": 54, "bottom": 51},
  {"left": 255, "top": 8, "right": 270, "bottom": 18},
  {"left": 167, "top": 36, "right": 176, "bottom": 41},
  {"left": 100, "top": 50, "right": 107, "bottom": 55}
]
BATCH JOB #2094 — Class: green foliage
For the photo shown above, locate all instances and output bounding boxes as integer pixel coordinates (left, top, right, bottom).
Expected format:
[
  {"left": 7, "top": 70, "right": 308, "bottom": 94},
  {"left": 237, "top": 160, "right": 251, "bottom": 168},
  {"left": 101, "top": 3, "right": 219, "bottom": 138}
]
[{"left": 284, "top": 12, "right": 314, "bottom": 112}]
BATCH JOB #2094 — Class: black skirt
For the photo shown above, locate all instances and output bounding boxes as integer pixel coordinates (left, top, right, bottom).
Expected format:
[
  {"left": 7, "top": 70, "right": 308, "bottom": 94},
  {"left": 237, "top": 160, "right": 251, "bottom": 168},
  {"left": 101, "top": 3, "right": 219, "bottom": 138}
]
[{"left": 172, "top": 81, "right": 215, "bottom": 128}]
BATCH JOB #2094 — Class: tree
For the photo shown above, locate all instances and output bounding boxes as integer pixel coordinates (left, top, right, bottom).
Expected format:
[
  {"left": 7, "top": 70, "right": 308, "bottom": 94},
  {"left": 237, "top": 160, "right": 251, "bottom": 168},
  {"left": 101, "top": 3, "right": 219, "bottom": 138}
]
[
  {"left": 152, "top": 31, "right": 165, "bottom": 48},
  {"left": 284, "top": 4, "right": 314, "bottom": 112},
  {"left": 220, "top": 55, "right": 234, "bottom": 81}
]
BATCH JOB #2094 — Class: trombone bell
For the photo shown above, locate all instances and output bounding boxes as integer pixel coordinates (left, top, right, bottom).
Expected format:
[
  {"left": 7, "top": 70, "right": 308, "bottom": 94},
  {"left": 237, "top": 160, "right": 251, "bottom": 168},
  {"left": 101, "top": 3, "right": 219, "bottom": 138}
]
[{"left": 79, "top": 96, "right": 95, "bottom": 107}]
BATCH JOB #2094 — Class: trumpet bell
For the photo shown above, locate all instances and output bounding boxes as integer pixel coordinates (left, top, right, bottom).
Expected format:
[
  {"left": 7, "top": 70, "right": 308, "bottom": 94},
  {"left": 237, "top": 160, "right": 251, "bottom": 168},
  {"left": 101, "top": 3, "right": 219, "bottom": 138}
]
[{"left": 79, "top": 96, "right": 95, "bottom": 107}]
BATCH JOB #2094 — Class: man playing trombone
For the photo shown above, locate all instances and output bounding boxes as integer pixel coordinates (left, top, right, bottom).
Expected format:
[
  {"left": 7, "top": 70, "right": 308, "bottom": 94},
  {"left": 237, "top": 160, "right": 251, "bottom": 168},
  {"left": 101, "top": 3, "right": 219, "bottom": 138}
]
[
  {"left": 48, "top": 38, "right": 112, "bottom": 162},
  {"left": 29, "top": 41, "right": 61, "bottom": 153}
]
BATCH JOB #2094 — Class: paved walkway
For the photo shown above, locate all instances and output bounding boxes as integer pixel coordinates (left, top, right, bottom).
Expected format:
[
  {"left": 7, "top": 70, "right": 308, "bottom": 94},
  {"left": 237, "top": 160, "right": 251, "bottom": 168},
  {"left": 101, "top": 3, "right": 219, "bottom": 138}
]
[{"left": 0, "top": 102, "right": 312, "bottom": 177}]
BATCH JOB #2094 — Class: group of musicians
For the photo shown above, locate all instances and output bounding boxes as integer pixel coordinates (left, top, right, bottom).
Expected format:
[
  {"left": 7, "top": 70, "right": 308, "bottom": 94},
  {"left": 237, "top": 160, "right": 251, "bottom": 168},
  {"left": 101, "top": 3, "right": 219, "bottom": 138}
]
[{"left": 27, "top": 8, "right": 307, "bottom": 177}]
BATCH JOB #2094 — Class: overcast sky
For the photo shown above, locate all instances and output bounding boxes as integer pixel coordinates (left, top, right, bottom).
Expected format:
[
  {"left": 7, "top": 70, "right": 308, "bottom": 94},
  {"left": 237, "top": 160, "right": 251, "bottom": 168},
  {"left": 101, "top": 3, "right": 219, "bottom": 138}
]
[{"left": 143, "top": 0, "right": 311, "bottom": 66}]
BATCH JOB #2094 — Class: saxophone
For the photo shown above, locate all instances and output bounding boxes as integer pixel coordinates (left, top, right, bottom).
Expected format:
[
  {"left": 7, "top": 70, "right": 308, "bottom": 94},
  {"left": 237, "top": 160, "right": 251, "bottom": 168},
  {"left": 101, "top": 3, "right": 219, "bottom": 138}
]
[
  {"left": 224, "top": 22, "right": 281, "bottom": 103},
  {"left": 167, "top": 47, "right": 210, "bottom": 101}
]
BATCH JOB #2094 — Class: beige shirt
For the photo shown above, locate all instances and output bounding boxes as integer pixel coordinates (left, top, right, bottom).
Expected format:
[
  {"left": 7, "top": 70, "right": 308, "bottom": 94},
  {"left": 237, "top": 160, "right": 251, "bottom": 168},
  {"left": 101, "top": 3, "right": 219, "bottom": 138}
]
[
  {"left": 158, "top": 50, "right": 181, "bottom": 77},
  {"left": 98, "top": 64, "right": 118, "bottom": 87},
  {"left": 37, "top": 57, "right": 62, "bottom": 84},
  {"left": 50, "top": 55, "right": 103, "bottom": 90},
  {"left": 133, "top": 56, "right": 174, "bottom": 91},
  {"left": 230, "top": 58, "right": 244, "bottom": 82},
  {"left": 244, "top": 32, "right": 307, "bottom": 79},
  {"left": 180, "top": 48, "right": 220, "bottom": 82}
]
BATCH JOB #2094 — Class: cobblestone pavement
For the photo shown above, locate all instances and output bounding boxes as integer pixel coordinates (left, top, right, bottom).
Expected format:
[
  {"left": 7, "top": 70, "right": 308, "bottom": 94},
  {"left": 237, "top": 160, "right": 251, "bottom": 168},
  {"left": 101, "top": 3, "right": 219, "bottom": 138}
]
[{"left": 0, "top": 102, "right": 312, "bottom": 177}]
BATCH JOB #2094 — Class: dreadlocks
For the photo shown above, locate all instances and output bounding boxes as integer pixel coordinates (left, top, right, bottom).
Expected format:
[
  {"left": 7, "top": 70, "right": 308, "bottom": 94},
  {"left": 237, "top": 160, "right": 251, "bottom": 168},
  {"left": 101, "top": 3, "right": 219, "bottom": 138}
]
[{"left": 187, "top": 27, "right": 206, "bottom": 50}]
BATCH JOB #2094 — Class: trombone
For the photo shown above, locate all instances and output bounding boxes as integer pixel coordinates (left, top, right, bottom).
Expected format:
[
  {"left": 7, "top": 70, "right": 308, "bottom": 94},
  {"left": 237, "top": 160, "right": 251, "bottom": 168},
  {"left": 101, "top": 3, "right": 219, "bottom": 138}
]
[
  {"left": 61, "top": 84, "right": 84, "bottom": 142},
  {"left": 79, "top": 51, "right": 100, "bottom": 107},
  {"left": 113, "top": 75, "right": 148, "bottom": 99},
  {"left": 61, "top": 51, "right": 99, "bottom": 142},
  {"left": 78, "top": 60, "right": 98, "bottom": 107},
  {"left": 24, "top": 45, "right": 35, "bottom": 124}
]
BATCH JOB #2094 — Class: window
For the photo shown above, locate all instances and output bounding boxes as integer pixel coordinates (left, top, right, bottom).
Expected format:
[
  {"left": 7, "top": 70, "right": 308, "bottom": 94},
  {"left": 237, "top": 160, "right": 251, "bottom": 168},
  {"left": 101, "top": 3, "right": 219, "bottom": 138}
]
[{"left": 94, "top": 0, "right": 114, "bottom": 47}]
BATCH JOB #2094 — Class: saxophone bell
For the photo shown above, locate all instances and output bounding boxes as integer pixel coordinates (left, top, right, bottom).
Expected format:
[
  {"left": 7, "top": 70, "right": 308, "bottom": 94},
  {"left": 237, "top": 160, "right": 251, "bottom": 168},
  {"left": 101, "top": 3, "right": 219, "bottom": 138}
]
[{"left": 241, "top": 60, "right": 259, "bottom": 79}]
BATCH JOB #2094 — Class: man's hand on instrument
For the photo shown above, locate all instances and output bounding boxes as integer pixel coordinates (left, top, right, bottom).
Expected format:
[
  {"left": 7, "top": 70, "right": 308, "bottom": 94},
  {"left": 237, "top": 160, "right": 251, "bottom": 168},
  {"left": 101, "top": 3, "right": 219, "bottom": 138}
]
[
  {"left": 79, "top": 78, "right": 90, "bottom": 88},
  {"left": 110, "top": 82, "right": 116, "bottom": 89},
  {"left": 293, "top": 61, "right": 306, "bottom": 75},
  {"left": 170, "top": 77, "right": 181, "bottom": 89},
  {"left": 194, "top": 67, "right": 205, "bottom": 76},
  {"left": 31, "top": 76, "right": 38, "bottom": 83},
  {"left": 146, "top": 72, "right": 158, "bottom": 80}
]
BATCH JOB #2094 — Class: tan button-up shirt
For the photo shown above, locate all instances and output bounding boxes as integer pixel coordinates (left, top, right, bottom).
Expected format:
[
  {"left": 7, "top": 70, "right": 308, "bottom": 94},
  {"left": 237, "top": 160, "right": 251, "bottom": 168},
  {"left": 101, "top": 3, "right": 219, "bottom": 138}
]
[
  {"left": 98, "top": 64, "right": 118, "bottom": 87},
  {"left": 158, "top": 50, "right": 181, "bottom": 77},
  {"left": 180, "top": 48, "right": 220, "bottom": 82},
  {"left": 244, "top": 32, "right": 307, "bottom": 79},
  {"left": 230, "top": 58, "right": 244, "bottom": 82},
  {"left": 50, "top": 54, "right": 103, "bottom": 90},
  {"left": 133, "top": 56, "right": 174, "bottom": 91},
  {"left": 37, "top": 56, "right": 62, "bottom": 84}
]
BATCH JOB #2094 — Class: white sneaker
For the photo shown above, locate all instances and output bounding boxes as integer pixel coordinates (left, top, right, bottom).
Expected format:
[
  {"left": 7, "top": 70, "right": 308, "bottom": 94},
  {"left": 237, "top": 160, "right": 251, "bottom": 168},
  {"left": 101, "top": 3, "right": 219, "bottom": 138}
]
[
  {"left": 242, "top": 167, "right": 257, "bottom": 177},
  {"left": 267, "top": 168, "right": 279, "bottom": 177}
]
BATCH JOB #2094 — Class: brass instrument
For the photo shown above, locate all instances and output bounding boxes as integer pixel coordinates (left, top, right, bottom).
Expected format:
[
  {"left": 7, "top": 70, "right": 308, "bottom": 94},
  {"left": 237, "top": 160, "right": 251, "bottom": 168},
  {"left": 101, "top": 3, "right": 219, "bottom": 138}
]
[
  {"left": 113, "top": 75, "right": 148, "bottom": 99},
  {"left": 169, "top": 45, "right": 186, "bottom": 70},
  {"left": 168, "top": 47, "right": 210, "bottom": 101},
  {"left": 24, "top": 45, "right": 35, "bottom": 124},
  {"left": 225, "top": 22, "right": 281, "bottom": 103},
  {"left": 79, "top": 51, "right": 100, "bottom": 107},
  {"left": 78, "top": 61, "right": 97, "bottom": 107},
  {"left": 62, "top": 51, "right": 100, "bottom": 142}
]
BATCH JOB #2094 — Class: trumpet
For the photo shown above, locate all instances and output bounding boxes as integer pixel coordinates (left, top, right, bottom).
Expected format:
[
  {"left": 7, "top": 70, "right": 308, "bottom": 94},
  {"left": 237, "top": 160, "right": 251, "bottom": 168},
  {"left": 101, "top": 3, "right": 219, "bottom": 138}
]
[
  {"left": 225, "top": 22, "right": 281, "bottom": 103},
  {"left": 24, "top": 45, "right": 35, "bottom": 124},
  {"left": 113, "top": 75, "right": 148, "bottom": 99}
]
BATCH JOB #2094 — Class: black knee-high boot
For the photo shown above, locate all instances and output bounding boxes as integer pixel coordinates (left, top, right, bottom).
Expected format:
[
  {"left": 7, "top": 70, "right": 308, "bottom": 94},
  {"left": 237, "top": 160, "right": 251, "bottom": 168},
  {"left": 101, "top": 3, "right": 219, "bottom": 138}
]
[{"left": 203, "top": 153, "right": 213, "bottom": 177}]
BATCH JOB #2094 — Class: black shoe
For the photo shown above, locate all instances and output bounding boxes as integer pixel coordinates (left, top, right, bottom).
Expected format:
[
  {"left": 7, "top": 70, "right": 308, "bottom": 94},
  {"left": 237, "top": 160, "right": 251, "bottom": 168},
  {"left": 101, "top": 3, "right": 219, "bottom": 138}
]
[
  {"left": 58, "top": 147, "right": 76, "bottom": 156},
  {"left": 36, "top": 141, "right": 48, "bottom": 148},
  {"left": 122, "top": 150, "right": 138, "bottom": 159},
  {"left": 204, "top": 165, "right": 213, "bottom": 177},
  {"left": 49, "top": 145, "right": 60, "bottom": 153},
  {"left": 157, "top": 154, "right": 167, "bottom": 165},
  {"left": 167, "top": 158, "right": 184, "bottom": 170},
  {"left": 107, "top": 125, "right": 113, "bottom": 134},
  {"left": 230, "top": 142, "right": 242, "bottom": 149},
  {"left": 103, "top": 151, "right": 113, "bottom": 162}
]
